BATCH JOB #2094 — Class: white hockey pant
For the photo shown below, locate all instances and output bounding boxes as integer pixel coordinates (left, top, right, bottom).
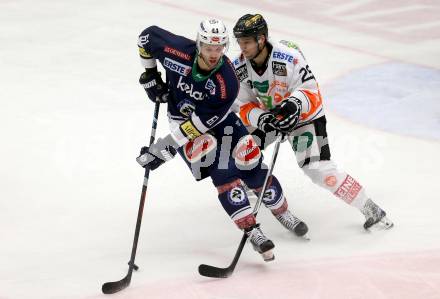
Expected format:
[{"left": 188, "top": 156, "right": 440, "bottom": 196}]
[{"left": 301, "top": 160, "right": 368, "bottom": 210}]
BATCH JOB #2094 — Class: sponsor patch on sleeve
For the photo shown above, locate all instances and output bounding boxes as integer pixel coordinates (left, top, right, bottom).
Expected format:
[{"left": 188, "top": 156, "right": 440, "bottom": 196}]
[
  {"left": 180, "top": 120, "right": 202, "bottom": 140},
  {"left": 164, "top": 46, "right": 192, "bottom": 61},
  {"left": 138, "top": 47, "right": 152, "bottom": 58}
]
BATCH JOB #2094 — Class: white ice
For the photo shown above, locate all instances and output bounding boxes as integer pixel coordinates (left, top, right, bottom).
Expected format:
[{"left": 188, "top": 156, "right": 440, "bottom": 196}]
[{"left": 1, "top": 0, "right": 440, "bottom": 298}]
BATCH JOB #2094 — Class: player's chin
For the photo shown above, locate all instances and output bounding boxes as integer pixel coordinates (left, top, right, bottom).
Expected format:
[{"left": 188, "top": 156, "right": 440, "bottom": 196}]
[{"left": 208, "top": 60, "right": 219, "bottom": 68}]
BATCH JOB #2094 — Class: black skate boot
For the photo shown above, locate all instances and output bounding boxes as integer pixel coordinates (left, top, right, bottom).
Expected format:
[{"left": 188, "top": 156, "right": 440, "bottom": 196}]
[
  {"left": 362, "top": 199, "right": 393, "bottom": 230},
  {"left": 245, "top": 224, "right": 275, "bottom": 262},
  {"left": 274, "top": 209, "right": 309, "bottom": 238}
]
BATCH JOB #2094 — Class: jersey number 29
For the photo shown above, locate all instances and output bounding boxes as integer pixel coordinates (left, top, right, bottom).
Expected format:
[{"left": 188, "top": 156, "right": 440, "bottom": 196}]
[{"left": 299, "top": 65, "right": 315, "bottom": 83}]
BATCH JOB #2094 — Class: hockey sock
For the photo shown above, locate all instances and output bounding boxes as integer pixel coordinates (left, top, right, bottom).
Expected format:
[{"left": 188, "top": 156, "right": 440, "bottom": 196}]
[
  {"left": 254, "top": 175, "right": 288, "bottom": 216},
  {"left": 217, "top": 179, "right": 256, "bottom": 229}
]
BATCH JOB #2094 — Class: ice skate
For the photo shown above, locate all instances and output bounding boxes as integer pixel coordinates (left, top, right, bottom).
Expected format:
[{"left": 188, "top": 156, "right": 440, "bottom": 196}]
[
  {"left": 274, "top": 209, "right": 309, "bottom": 238},
  {"left": 362, "top": 199, "right": 393, "bottom": 230},
  {"left": 245, "top": 224, "right": 275, "bottom": 262}
]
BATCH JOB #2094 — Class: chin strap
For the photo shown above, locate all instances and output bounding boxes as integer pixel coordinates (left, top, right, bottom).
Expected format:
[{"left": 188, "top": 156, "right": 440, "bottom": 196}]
[
  {"left": 197, "top": 52, "right": 211, "bottom": 69},
  {"left": 250, "top": 37, "right": 266, "bottom": 61}
]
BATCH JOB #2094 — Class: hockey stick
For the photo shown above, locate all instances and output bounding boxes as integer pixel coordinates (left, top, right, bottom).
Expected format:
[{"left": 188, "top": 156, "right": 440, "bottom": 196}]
[
  {"left": 102, "top": 101, "right": 160, "bottom": 294},
  {"left": 198, "top": 134, "right": 283, "bottom": 278}
]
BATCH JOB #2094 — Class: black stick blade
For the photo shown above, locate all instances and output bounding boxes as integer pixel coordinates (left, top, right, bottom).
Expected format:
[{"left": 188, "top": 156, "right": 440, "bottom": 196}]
[
  {"left": 102, "top": 274, "right": 131, "bottom": 294},
  {"left": 198, "top": 234, "right": 248, "bottom": 278},
  {"left": 198, "top": 264, "right": 232, "bottom": 278}
]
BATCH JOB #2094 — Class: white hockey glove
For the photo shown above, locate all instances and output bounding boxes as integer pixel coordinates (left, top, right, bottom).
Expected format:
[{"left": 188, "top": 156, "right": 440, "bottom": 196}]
[{"left": 136, "top": 135, "right": 177, "bottom": 170}]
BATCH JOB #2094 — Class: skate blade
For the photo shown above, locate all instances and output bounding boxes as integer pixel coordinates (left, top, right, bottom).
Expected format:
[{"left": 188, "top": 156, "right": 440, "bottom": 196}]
[
  {"left": 367, "top": 217, "right": 394, "bottom": 231},
  {"left": 261, "top": 250, "right": 275, "bottom": 262},
  {"left": 300, "top": 234, "right": 311, "bottom": 241}
]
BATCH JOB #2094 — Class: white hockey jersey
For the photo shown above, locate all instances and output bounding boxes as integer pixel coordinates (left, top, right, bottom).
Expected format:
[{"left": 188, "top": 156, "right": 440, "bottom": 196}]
[{"left": 232, "top": 40, "right": 324, "bottom": 128}]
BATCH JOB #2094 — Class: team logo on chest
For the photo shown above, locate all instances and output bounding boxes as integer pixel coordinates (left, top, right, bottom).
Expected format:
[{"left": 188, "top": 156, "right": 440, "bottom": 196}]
[
  {"left": 177, "top": 76, "right": 207, "bottom": 101},
  {"left": 177, "top": 99, "right": 195, "bottom": 116},
  {"left": 205, "top": 79, "right": 216, "bottom": 95},
  {"left": 252, "top": 80, "right": 269, "bottom": 93}
]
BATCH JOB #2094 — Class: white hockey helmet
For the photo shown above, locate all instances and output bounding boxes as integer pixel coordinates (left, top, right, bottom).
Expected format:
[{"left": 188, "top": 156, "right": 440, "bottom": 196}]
[{"left": 196, "top": 18, "right": 229, "bottom": 53}]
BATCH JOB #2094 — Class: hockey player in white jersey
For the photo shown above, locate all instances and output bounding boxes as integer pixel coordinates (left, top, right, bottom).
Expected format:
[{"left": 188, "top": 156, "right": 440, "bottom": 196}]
[{"left": 232, "top": 14, "right": 393, "bottom": 230}]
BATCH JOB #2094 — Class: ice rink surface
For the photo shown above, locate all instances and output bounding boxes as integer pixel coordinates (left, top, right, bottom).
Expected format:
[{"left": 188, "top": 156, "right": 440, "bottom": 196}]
[{"left": 1, "top": 0, "right": 439, "bottom": 298}]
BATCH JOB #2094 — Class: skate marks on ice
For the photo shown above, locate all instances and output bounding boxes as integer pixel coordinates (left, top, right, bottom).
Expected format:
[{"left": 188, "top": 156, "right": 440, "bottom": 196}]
[
  {"left": 325, "top": 63, "right": 440, "bottom": 141},
  {"left": 84, "top": 249, "right": 440, "bottom": 299},
  {"left": 221, "top": 0, "right": 440, "bottom": 43}
]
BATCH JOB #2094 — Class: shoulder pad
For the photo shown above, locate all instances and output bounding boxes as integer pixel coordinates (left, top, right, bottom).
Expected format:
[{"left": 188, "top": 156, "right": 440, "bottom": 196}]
[
  {"left": 271, "top": 42, "right": 302, "bottom": 64},
  {"left": 278, "top": 40, "right": 301, "bottom": 51},
  {"left": 277, "top": 40, "right": 306, "bottom": 60}
]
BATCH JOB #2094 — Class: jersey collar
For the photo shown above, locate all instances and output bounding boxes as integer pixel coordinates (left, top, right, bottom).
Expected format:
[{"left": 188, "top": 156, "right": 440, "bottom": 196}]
[
  {"left": 192, "top": 52, "right": 224, "bottom": 82},
  {"left": 250, "top": 42, "right": 273, "bottom": 76}
]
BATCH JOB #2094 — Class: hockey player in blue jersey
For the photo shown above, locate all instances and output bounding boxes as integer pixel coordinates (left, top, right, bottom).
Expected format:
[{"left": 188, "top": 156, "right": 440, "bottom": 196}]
[{"left": 135, "top": 18, "right": 309, "bottom": 261}]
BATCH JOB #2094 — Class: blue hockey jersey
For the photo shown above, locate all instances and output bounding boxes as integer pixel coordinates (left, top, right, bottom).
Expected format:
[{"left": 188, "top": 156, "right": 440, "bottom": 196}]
[{"left": 138, "top": 26, "right": 240, "bottom": 147}]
